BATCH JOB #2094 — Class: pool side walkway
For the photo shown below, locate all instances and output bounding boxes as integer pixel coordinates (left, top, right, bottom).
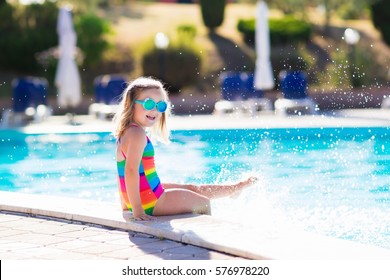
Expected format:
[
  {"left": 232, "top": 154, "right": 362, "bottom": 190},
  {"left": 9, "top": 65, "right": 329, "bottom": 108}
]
[
  {"left": 1, "top": 109, "right": 390, "bottom": 260},
  {"left": 0, "top": 198, "right": 242, "bottom": 260}
]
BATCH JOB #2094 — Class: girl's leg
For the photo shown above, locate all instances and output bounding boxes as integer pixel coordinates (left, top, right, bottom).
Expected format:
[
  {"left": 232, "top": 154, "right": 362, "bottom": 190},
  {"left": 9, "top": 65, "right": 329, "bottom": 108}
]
[
  {"left": 163, "top": 176, "right": 258, "bottom": 199},
  {"left": 153, "top": 189, "right": 211, "bottom": 216}
]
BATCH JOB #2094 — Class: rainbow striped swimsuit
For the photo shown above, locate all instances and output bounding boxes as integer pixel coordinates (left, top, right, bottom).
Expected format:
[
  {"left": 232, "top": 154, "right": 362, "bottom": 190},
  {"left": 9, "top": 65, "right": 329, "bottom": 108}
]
[{"left": 117, "top": 136, "right": 165, "bottom": 215}]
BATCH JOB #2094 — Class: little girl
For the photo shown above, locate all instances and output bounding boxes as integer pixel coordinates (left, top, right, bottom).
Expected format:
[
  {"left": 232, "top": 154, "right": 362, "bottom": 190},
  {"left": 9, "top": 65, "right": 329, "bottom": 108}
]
[{"left": 113, "top": 77, "right": 257, "bottom": 221}]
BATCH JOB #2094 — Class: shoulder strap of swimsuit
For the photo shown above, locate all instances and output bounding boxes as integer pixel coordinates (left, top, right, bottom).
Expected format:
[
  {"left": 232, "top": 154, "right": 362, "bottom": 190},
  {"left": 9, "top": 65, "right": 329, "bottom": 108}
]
[
  {"left": 117, "top": 137, "right": 127, "bottom": 159},
  {"left": 117, "top": 123, "right": 145, "bottom": 159}
]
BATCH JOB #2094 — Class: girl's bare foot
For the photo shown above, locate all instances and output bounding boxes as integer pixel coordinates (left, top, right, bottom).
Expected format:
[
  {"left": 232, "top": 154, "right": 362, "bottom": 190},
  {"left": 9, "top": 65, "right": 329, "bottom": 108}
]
[{"left": 231, "top": 176, "right": 258, "bottom": 198}]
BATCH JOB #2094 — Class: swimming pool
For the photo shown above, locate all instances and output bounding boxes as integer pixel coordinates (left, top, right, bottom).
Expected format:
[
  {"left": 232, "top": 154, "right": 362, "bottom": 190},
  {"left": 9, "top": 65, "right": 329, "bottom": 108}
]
[{"left": 0, "top": 127, "right": 389, "bottom": 249}]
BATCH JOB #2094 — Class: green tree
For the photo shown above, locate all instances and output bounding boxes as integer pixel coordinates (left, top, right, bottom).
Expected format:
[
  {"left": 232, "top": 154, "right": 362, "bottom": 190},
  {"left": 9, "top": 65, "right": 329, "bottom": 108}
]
[
  {"left": 75, "top": 13, "right": 111, "bottom": 67},
  {"left": 269, "top": 0, "right": 369, "bottom": 31},
  {"left": 269, "top": 0, "right": 307, "bottom": 16},
  {"left": 199, "top": 0, "right": 226, "bottom": 32},
  {"left": 370, "top": 0, "right": 390, "bottom": 46},
  {"left": 272, "top": 0, "right": 341, "bottom": 31},
  {"left": 0, "top": 2, "right": 58, "bottom": 72}
]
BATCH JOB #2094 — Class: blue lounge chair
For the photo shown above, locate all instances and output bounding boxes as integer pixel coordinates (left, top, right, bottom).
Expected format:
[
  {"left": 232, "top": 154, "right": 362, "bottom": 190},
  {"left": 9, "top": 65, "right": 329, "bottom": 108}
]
[
  {"left": 274, "top": 70, "right": 317, "bottom": 115},
  {"left": 12, "top": 78, "right": 33, "bottom": 113},
  {"left": 220, "top": 72, "right": 245, "bottom": 101},
  {"left": 89, "top": 74, "right": 127, "bottom": 119},
  {"left": 244, "top": 73, "right": 272, "bottom": 112},
  {"left": 2, "top": 77, "right": 51, "bottom": 125},
  {"left": 93, "top": 74, "right": 127, "bottom": 104},
  {"left": 214, "top": 71, "right": 271, "bottom": 115}
]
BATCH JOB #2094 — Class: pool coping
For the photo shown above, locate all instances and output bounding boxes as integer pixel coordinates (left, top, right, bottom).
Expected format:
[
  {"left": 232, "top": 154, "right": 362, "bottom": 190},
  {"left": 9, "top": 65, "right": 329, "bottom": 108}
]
[{"left": 1, "top": 191, "right": 390, "bottom": 260}]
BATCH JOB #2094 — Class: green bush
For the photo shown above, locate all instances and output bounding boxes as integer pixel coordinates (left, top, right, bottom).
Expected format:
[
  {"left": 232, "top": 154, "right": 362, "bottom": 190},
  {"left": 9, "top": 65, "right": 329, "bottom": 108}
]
[
  {"left": 199, "top": 0, "right": 226, "bottom": 32},
  {"left": 141, "top": 29, "right": 203, "bottom": 93},
  {"left": 237, "top": 16, "right": 312, "bottom": 46},
  {"left": 177, "top": 24, "right": 197, "bottom": 41},
  {"left": 75, "top": 13, "right": 111, "bottom": 67}
]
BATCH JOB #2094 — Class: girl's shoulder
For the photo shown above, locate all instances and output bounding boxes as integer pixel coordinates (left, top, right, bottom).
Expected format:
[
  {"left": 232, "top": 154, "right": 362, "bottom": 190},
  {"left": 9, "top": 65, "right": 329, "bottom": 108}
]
[{"left": 121, "top": 125, "right": 147, "bottom": 146}]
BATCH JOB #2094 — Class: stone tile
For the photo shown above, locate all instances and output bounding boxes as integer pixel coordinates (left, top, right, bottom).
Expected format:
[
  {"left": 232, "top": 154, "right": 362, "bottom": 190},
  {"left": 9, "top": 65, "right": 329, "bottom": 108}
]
[
  {"left": 82, "top": 224, "right": 119, "bottom": 232},
  {"left": 50, "top": 239, "right": 99, "bottom": 250},
  {"left": 53, "top": 222, "right": 90, "bottom": 231},
  {"left": 11, "top": 246, "right": 70, "bottom": 259},
  {"left": 0, "top": 229, "right": 29, "bottom": 238},
  {"left": 164, "top": 244, "right": 210, "bottom": 255},
  {"left": 128, "top": 253, "right": 167, "bottom": 260},
  {"left": 103, "top": 236, "right": 138, "bottom": 246},
  {"left": 98, "top": 232, "right": 162, "bottom": 247},
  {"left": 2, "top": 232, "right": 73, "bottom": 245},
  {"left": 78, "top": 232, "right": 128, "bottom": 243},
  {"left": 132, "top": 232, "right": 157, "bottom": 238},
  {"left": 127, "top": 235, "right": 164, "bottom": 246},
  {"left": 0, "top": 218, "right": 43, "bottom": 230},
  {"left": 136, "top": 239, "right": 183, "bottom": 251},
  {"left": 25, "top": 224, "right": 83, "bottom": 235},
  {"left": 100, "top": 247, "right": 162, "bottom": 259},
  {"left": 69, "top": 255, "right": 115, "bottom": 260},
  {"left": 36, "top": 250, "right": 115, "bottom": 260},
  {"left": 0, "top": 252, "right": 34, "bottom": 260},
  {"left": 0, "top": 239, "right": 12, "bottom": 245},
  {"left": 71, "top": 243, "right": 127, "bottom": 255},
  {"left": 0, "top": 240, "right": 40, "bottom": 251},
  {"left": 0, "top": 213, "right": 23, "bottom": 223},
  {"left": 55, "top": 229, "right": 102, "bottom": 239},
  {"left": 35, "top": 215, "right": 71, "bottom": 224}
]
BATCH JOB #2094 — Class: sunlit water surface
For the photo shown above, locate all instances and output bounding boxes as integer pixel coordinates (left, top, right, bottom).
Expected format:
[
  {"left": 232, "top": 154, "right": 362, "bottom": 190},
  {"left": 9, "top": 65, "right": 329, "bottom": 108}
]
[{"left": 0, "top": 128, "right": 389, "bottom": 249}]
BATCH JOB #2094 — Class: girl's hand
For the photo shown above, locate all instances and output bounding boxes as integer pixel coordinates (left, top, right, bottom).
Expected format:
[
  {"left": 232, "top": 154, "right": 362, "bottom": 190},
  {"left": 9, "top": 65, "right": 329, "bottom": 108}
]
[
  {"left": 132, "top": 208, "right": 155, "bottom": 221},
  {"left": 134, "top": 213, "right": 155, "bottom": 221}
]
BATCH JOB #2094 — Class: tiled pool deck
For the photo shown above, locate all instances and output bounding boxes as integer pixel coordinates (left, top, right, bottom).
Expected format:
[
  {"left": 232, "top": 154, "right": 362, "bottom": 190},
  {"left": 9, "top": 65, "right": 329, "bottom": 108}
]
[{"left": 1, "top": 109, "right": 390, "bottom": 260}]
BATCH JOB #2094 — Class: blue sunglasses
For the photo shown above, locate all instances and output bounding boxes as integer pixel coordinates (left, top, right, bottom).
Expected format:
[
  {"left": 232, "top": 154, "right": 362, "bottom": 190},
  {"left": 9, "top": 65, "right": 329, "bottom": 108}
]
[{"left": 135, "top": 98, "right": 168, "bottom": 113}]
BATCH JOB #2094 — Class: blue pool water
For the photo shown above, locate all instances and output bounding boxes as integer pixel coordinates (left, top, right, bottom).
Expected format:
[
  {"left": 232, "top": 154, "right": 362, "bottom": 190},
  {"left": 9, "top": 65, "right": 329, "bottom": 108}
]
[{"left": 0, "top": 127, "right": 389, "bottom": 249}]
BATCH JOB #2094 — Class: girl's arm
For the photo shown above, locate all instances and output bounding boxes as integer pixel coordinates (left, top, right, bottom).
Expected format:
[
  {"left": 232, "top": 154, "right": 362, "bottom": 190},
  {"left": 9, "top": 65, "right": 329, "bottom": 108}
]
[{"left": 122, "top": 127, "right": 152, "bottom": 220}]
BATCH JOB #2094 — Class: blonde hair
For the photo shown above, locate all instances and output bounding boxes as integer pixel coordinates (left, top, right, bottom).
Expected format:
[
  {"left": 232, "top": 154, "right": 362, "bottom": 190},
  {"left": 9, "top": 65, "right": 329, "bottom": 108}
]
[{"left": 113, "top": 77, "right": 171, "bottom": 142}]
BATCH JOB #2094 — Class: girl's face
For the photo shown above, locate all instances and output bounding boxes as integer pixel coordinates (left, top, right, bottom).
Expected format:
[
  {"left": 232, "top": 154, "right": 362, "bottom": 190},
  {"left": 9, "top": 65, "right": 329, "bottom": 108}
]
[{"left": 133, "top": 88, "right": 165, "bottom": 128}]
